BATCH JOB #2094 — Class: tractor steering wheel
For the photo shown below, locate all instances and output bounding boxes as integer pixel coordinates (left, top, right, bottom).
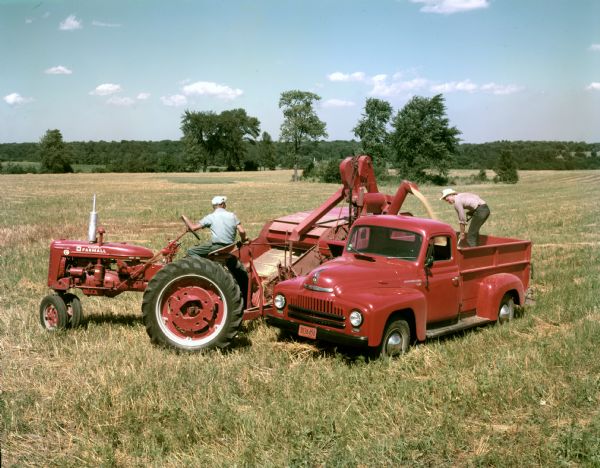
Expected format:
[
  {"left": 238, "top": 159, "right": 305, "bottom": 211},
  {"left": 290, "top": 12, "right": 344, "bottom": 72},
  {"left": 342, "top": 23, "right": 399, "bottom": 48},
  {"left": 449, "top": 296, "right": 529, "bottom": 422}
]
[{"left": 181, "top": 215, "right": 201, "bottom": 240}]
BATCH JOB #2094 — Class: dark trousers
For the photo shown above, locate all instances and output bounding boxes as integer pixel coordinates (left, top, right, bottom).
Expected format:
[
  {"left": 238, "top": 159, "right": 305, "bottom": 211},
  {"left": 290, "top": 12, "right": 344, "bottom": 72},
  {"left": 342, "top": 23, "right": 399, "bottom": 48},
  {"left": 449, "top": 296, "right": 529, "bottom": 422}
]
[
  {"left": 467, "top": 204, "right": 490, "bottom": 247},
  {"left": 187, "top": 242, "right": 230, "bottom": 257}
]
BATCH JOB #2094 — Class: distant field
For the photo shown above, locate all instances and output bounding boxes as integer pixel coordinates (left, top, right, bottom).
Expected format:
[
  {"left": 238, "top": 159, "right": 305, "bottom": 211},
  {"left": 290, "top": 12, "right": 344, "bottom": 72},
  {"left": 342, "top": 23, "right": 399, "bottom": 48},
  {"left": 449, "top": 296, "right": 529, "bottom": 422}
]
[{"left": 1, "top": 170, "right": 599, "bottom": 466}]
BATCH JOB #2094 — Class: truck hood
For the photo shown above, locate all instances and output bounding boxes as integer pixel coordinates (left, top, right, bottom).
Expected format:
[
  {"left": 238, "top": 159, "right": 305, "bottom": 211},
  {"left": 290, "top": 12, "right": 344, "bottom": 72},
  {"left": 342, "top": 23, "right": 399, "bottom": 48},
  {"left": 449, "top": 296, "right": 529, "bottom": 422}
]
[{"left": 302, "top": 255, "right": 419, "bottom": 294}]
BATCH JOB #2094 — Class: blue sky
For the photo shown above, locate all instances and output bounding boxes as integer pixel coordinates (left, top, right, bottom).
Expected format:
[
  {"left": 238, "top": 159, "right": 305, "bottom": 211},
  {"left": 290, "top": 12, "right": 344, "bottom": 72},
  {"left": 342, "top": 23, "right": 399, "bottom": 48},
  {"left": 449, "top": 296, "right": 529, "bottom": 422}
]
[{"left": 1, "top": 0, "right": 599, "bottom": 143}]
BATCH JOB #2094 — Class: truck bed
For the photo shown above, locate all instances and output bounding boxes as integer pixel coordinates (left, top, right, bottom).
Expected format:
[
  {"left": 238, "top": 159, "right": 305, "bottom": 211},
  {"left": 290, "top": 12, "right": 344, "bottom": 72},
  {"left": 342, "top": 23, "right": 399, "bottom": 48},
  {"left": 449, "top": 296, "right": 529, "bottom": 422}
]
[{"left": 458, "top": 234, "right": 532, "bottom": 312}]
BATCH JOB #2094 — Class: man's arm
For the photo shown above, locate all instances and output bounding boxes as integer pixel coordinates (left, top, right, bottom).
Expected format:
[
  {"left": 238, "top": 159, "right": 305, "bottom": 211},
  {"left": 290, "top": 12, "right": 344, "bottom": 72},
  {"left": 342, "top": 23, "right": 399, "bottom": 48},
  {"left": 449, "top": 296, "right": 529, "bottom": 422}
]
[
  {"left": 181, "top": 215, "right": 204, "bottom": 232},
  {"left": 237, "top": 224, "right": 248, "bottom": 242},
  {"left": 454, "top": 203, "right": 467, "bottom": 242}
]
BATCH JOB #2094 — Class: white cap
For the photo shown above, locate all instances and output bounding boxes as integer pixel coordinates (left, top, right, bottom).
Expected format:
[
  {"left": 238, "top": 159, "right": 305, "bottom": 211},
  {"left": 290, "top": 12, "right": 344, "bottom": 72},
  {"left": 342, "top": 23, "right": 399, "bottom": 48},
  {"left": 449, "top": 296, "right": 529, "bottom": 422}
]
[
  {"left": 211, "top": 195, "right": 227, "bottom": 205},
  {"left": 440, "top": 188, "right": 457, "bottom": 200}
]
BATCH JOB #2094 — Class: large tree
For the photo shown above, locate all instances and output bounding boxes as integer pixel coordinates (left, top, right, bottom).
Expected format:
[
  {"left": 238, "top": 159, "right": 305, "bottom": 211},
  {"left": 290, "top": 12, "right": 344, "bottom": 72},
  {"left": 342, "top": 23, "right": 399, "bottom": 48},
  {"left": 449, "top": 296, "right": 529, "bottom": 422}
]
[
  {"left": 353, "top": 97, "right": 393, "bottom": 162},
  {"left": 39, "top": 129, "right": 73, "bottom": 173},
  {"left": 259, "top": 131, "right": 277, "bottom": 170},
  {"left": 279, "top": 90, "right": 328, "bottom": 181},
  {"left": 390, "top": 94, "right": 460, "bottom": 181},
  {"left": 180, "top": 110, "right": 220, "bottom": 171},
  {"left": 181, "top": 109, "right": 260, "bottom": 171},
  {"left": 218, "top": 109, "right": 260, "bottom": 170}
]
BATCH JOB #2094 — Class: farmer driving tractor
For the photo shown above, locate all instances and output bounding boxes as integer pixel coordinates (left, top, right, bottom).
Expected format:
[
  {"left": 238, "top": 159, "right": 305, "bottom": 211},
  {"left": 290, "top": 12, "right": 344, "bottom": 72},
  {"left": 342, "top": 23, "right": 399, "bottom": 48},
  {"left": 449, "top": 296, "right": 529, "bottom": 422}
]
[{"left": 182, "top": 195, "right": 248, "bottom": 257}]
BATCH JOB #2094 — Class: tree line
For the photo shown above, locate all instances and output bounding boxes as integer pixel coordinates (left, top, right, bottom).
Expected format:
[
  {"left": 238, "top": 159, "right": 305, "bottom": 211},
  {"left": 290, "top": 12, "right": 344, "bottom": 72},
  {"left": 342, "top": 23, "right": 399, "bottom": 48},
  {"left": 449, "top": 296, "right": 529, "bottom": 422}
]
[{"left": 1, "top": 90, "right": 599, "bottom": 178}]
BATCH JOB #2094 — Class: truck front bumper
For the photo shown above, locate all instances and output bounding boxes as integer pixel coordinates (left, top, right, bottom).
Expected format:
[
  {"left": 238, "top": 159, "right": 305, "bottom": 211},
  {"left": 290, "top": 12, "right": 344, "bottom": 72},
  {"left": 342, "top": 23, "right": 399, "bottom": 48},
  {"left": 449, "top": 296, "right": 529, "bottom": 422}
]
[{"left": 266, "top": 316, "right": 369, "bottom": 348}]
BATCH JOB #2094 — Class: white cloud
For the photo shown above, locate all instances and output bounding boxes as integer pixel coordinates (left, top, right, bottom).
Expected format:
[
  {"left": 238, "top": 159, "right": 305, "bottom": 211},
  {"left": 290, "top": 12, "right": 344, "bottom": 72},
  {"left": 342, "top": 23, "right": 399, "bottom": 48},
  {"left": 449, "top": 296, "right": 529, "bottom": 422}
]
[
  {"left": 45, "top": 65, "right": 73, "bottom": 75},
  {"left": 25, "top": 18, "right": 33, "bottom": 24},
  {"left": 322, "top": 99, "right": 356, "bottom": 108},
  {"left": 431, "top": 79, "right": 478, "bottom": 93},
  {"left": 589, "top": 44, "right": 600, "bottom": 52},
  {"left": 89, "top": 83, "right": 122, "bottom": 96},
  {"left": 586, "top": 82, "right": 600, "bottom": 91},
  {"left": 4, "top": 92, "right": 34, "bottom": 106},
  {"left": 327, "top": 71, "right": 366, "bottom": 82},
  {"left": 137, "top": 92, "right": 151, "bottom": 100},
  {"left": 59, "top": 14, "right": 82, "bottom": 30},
  {"left": 369, "top": 76, "right": 429, "bottom": 97},
  {"left": 92, "top": 20, "right": 122, "bottom": 28},
  {"left": 182, "top": 81, "right": 243, "bottom": 100},
  {"left": 107, "top": 96, "right": 135, "bottom": 106},
  {"left": 161, "top": 94, "right": 188, "bottom": 107},
  {"left": 480, "top": 82, "right": 523, "bottom": 95},
  {"left": 411, "top": 0, "right": 489, "bottom": 14}
]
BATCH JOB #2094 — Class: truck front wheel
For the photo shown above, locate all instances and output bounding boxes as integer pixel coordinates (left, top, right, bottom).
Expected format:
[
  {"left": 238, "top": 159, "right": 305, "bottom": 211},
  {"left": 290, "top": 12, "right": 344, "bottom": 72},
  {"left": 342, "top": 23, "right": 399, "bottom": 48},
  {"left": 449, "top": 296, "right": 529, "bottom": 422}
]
[
  {"left": 142, "top": 257, "right": 243, "bottom": 352},
  {"left": 378, "top": 319, "right": 411, "bottom": 357}
]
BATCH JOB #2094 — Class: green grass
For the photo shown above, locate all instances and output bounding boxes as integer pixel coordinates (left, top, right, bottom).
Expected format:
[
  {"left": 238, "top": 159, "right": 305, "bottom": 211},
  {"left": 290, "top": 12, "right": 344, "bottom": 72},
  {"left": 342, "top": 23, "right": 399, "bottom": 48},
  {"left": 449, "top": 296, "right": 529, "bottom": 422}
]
[{"left": 1, "top": 170, "right": 599, "bottom": 466}]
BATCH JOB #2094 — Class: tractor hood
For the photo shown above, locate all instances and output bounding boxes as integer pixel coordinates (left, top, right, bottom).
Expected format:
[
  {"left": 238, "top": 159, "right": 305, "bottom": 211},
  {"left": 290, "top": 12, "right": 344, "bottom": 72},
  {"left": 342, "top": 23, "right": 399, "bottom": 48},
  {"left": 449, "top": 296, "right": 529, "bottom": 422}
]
[
  {"left": 51, "top": 239, "right": 154, "bottom": 260},
  {"left": 302, "top": 255, "right": 419, "bottom": 295}
]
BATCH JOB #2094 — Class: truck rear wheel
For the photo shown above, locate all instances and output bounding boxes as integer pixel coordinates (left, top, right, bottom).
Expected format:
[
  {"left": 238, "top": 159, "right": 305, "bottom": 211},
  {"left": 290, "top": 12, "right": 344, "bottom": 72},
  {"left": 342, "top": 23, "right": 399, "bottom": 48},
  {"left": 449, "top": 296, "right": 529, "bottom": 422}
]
[
  {"left": 497, "top": 294, "right": 515, "bottom": 324},
  {"left": 378, "top": 319, "right": 410, "bottom": 357},
  {"left": 142, "top": 257, "right": 243, "bottom": 351}
]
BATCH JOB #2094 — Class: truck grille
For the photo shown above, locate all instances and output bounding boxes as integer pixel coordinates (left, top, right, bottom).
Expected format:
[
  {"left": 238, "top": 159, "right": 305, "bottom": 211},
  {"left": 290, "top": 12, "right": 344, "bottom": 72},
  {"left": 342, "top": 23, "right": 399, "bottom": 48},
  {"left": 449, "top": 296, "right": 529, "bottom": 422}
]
[{"left": 288, "top": 296, "right": 345, "bottom": 329}]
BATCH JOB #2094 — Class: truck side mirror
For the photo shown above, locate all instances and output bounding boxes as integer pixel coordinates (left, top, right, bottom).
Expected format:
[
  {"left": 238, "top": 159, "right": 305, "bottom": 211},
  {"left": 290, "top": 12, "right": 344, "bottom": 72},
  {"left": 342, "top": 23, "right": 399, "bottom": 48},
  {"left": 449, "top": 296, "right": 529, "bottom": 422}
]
[{"left": 425, "top": 243, "right": 435, "bottom": 269}]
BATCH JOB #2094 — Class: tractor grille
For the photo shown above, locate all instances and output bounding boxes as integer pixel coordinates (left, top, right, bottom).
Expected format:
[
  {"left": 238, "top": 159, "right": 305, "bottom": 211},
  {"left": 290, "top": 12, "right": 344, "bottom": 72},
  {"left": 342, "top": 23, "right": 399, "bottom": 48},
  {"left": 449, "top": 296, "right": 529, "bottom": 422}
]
[{"left": 288, "top": 296, "right": 345, "bottom": 329}]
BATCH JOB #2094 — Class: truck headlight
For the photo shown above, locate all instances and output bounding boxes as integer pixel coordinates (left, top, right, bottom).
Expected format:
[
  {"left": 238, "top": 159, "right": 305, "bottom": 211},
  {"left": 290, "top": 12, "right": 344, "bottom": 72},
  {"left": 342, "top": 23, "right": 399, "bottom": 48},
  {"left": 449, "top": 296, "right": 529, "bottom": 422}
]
[
  {"left": 274, "top": 294, "right": 286, "bottom": 310},
  {"left": 349, "top": 310, "right": 363, "bottom": 327}
]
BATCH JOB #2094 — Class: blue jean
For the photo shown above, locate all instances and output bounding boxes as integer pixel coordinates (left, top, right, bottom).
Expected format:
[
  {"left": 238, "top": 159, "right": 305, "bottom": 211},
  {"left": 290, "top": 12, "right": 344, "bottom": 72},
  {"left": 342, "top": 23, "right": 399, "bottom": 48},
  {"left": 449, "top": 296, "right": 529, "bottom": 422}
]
[
  {"left": 467, "top": 204, "right": 490, "bottom": 247},
  {"left": 187, "top": 242, "right": 230, "bottom": 257}
]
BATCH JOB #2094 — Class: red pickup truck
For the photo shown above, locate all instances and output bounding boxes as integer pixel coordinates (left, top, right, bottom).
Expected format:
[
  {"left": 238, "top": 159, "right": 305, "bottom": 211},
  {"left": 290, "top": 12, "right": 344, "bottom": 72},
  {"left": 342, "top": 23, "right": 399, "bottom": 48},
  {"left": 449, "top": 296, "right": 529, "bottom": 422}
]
[{"left": 266, "top": 214, "right": 532, "bottom": 357}]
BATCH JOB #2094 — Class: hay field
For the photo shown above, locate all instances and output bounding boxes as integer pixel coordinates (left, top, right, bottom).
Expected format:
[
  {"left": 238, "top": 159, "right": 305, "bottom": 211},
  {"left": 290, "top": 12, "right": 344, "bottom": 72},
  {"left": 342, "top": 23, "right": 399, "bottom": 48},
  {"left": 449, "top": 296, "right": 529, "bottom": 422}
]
[{"left": 1, "top": 169, "right": 599, "bottom": 466}]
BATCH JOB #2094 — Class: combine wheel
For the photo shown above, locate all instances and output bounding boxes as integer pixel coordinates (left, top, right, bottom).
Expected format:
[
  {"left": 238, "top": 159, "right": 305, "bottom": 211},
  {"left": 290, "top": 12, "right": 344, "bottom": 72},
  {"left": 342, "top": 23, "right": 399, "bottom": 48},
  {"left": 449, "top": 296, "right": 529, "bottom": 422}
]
[
  {"left": 62, "top": 293, "right": 83, "bottom": 328},
  {"left": 142, "top": 256, "right": 243, "bottom": 351},
  {"left": 497, "top": 294, "right": 515, "bottom": 325},
  {"left": 39, "top": 295, "right": 68, "bottom": 331},
  {"left": 378, "top": 319, "right": 410, "bottom": 358}
]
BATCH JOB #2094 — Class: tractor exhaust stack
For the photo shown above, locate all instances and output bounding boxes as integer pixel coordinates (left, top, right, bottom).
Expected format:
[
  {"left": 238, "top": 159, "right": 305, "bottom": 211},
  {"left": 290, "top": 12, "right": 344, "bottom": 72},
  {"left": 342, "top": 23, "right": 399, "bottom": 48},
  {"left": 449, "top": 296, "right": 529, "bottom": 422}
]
[{"left": 88, "top": 194, "right": 98, "bottom": 243}]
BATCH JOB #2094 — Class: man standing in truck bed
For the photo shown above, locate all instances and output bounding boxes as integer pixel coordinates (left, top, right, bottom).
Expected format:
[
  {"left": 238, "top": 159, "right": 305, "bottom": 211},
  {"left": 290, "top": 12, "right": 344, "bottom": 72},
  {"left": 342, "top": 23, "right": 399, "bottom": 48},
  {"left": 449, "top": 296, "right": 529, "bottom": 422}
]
[
  {"left": 183, "top": 195, "right": 247, "bottom": 256},
  {"left": 440, "top": 188, "right": 490, "bottom": 247}
]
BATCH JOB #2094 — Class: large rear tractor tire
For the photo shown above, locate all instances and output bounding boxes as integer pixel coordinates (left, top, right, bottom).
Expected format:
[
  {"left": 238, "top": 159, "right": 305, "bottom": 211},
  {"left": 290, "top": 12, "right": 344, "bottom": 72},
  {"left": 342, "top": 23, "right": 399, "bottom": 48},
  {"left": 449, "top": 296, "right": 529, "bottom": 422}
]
[{"left": 142, "top": 256, "right": 243, "bottom": 352}]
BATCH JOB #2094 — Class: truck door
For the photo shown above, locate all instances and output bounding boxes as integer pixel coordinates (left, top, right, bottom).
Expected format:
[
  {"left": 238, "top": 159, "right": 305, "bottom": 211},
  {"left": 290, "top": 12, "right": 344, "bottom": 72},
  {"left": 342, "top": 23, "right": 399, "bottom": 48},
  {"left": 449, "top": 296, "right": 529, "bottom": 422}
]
[{"left": 423, "top": 235, "right": 461, "bottom": 323}]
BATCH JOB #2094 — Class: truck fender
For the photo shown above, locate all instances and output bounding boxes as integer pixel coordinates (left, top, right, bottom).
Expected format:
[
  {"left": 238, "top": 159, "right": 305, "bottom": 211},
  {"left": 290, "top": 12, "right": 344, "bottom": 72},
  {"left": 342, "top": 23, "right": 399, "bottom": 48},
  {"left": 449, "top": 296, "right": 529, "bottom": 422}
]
[
  {"left": 476, "top": 273, "right": 525, "bottom": 321},
  {"left": 365, "top": 289, "right": 428, "bottom": 346}
]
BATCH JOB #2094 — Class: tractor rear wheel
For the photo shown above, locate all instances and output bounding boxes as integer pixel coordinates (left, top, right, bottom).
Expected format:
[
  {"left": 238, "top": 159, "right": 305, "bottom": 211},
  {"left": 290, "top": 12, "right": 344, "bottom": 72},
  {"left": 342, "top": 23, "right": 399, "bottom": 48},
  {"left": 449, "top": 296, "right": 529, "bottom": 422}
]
[
  {"left": 142, "top": 256, "right": 243, "bottom": 352},
  {"left": 39, "top": 295, "right": 68, "bottom": 331},
  {"left": 62, "top": 293, "right": 83, "bottom": 328}
]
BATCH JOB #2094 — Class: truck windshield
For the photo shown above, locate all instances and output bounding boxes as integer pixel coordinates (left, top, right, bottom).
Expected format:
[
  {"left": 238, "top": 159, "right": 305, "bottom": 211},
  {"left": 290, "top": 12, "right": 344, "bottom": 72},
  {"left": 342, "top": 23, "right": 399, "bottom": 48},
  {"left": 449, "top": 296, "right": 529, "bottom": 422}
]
[{"left": 346, "top": 225, "right": 422, "bottom": 260}]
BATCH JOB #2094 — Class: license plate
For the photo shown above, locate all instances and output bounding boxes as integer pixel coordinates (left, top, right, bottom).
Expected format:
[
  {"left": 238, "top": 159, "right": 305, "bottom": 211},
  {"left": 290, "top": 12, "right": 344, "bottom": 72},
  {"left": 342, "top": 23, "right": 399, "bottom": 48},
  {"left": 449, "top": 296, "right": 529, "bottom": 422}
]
[{"left": 298, "top": 325, "right": 317, "bottom": 339}]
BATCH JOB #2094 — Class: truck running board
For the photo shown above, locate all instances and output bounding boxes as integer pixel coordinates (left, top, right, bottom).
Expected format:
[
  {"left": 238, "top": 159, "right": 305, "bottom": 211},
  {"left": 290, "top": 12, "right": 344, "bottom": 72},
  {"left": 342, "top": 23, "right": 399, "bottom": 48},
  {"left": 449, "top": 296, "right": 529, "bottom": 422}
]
[{"left": 426, "top": 316, "right": 492, "bottom": 339}]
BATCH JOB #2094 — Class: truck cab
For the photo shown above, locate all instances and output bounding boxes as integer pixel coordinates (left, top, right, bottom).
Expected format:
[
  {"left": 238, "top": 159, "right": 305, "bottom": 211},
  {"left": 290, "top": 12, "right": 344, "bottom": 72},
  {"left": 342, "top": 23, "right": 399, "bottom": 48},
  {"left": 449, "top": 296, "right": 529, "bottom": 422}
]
[{"left": 266, "top": 214, "right": 531, "bottom": 357}]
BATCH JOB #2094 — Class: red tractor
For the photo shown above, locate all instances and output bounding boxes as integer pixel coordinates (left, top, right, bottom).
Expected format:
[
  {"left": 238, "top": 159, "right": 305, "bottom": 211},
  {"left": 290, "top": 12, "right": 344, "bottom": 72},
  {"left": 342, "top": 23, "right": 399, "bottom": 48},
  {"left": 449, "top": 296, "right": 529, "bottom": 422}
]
[{"left": 40, "top": 155, "right": 427, "bottom": 351}]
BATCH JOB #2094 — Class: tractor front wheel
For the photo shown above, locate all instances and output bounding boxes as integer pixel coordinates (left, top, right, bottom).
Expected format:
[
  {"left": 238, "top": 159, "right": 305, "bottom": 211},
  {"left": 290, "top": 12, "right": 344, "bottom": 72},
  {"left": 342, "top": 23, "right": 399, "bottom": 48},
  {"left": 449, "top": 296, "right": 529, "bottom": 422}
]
[
  {"left": 39, "top": 295, "right": 68, "bottom": 331},
  {"left": 142, "top": 256, "right": 243, "bottom": 352},
  {"left": 62, "top": 293, "right": 83, "bottom": 328}
]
